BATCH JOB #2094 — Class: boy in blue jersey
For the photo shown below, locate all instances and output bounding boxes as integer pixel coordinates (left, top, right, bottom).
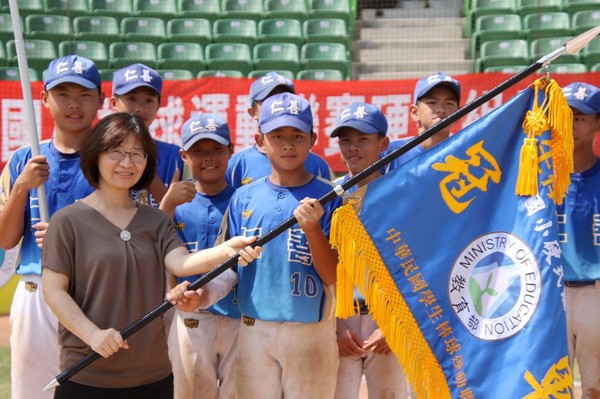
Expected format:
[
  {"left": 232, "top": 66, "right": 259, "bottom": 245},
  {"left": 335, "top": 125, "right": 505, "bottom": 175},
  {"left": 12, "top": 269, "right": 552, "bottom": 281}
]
[
  {"left": 330, "top": 102, "right": 411, "bottom": 399},
  {"left": 168, "top": 92, "right": 342, "bottom": 398},
  {"left": 381, "top": 72, "right": 460, "bottom": 173},
  {"left": 110, "top": 63, "right": 183, "bottom": 206},
  {"left": 226, "top": 71, "right": 333, "bottom": 187},
  {"left": 0, "top": 55, "right": 103, "bottom": 399},
  {"left": 558, "top": 82, "right": 600, "bottom": 398},
  {"left": 159, "top": 114, "right": 239, "bottom": 398}
]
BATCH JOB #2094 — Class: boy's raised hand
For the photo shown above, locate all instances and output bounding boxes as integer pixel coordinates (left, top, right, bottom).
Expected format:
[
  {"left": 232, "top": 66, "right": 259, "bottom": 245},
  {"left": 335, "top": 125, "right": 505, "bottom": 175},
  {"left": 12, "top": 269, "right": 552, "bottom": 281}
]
[{"left": 159, "top": 167, "right": 196, "bottom": 218}]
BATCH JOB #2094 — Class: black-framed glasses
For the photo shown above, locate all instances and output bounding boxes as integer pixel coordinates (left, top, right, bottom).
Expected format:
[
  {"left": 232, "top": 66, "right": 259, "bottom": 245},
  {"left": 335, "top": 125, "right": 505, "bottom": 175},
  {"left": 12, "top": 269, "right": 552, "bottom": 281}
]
[{"left": 105, "top": 148, "right": 147, "bottom": 163}]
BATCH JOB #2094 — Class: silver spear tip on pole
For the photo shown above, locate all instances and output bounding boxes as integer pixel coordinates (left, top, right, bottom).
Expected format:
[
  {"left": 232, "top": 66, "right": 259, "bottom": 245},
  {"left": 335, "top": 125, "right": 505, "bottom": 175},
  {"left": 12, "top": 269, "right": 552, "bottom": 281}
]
[
  {"left": 43, "top": 378, "right": 59, "bottom": 392},
  {"left": 537, "top": 25, "right": 600, "bottom": 66}
]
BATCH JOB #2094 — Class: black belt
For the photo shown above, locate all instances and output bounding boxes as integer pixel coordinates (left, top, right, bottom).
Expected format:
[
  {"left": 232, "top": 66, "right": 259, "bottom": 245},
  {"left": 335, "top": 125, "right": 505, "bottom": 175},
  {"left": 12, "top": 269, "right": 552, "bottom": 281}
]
[
  {"left": 356, "top": 300, "right": 369, "bottom": 315},
  {"left": 565, "top": 280, "right": 597, "bottom": 288}
]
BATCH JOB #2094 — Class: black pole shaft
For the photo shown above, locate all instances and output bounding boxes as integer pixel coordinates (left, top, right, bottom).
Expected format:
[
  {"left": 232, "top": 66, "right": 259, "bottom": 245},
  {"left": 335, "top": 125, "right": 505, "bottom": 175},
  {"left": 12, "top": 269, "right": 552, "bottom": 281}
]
[{"left": 51, "top": 61, "right": 543, "bottom": 387}]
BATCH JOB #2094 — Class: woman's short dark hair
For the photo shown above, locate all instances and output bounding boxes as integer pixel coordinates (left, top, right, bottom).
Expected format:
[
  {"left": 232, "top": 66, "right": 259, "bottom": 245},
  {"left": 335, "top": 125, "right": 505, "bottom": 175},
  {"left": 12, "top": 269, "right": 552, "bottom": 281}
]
[{"left": 80, "top": 113, "right": 157, "bottom": 191}]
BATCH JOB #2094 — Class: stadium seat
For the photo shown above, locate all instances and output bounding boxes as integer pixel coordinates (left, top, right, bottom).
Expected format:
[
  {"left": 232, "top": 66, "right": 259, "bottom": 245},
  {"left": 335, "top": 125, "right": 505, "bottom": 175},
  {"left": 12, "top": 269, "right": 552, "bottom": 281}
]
[
  {"left": 73, "top": 16, "right": 121, "bottom": 45},
  {"left": 157, "top": 69, "right": 195, "bottom": 80},
  {"left": 45, "top": 0, "right": 90, "bottom": 17},
  {"left": 121, "top": 17, "right": 166, "bottom": 45},
  {"left": 212, "top": 19, "right": 257, "bottom": 47},
  {"left": 547, "top": 63, "right": 587, "bottom": 73},
  {"left": 471, "top": 14, "right": 523, "bottom": 58},
  {"left": 571, "top": 10, "right": 600, "bottom": 35},
  {"left": 12, "top": 0, "right": 44, "bottom": 17},
  {"left": 591, "top": 63, "right": 600, "bottom": 72},
  {"left": 563, "top": 0, "right": 600, "bottom": 14},
  {"left": 25, "top": 15, "right": 71, "bottom": 48},
  {"left": 91, "top": 0, "right": 134, "bottom": 20},
  {"left": 0, "top": 13, "right": 16, "bottom": 43},
  {"left": 253, "top": 43, "right": 300, "bottom": 74},
  {"left": 248, "top": 69, "right": 295, "bottom": 79},
  {"left": 258, "top": 19, "right": 304, "bottom": 47},
  {"left": 157, "top": 42, "right": 204, "bottom": 75},
  {"left": 477, "top": 39, "right": 529, "bottom": 71},
  {"left": 167, "top": 18, "right": 211, "bottom": 47},
  {"left": 0, "top": 66, "right": 40, "bottom": 81},
  {"left": 109, "top": 42, "right": 157, "bottom": 69},
  {"left": 0, "top": 39, "right": 5, "bottom": 65},
  {"left": 582, "top": 37, "right": 600, "bottom": 70},
  {"left": 530, "top": 37, "right": 577, "bottom": 63},
  {"left": 296, "top": 69, "right": 345, "bottom": 81},
  {"left": 304, "top": 19, "right": 349, "bottom": 47},
  {"left": 483, "top": 65, "right": 528, "bottom": 73},
  {"left": 517, "top": 0, "right": 563, "bottom": 17},
  {"left": 58, "top": 41, "right": 109, "bottom": 69},
  {"left": 6, "top": 39, "right": 57, "bottom": 69},
  {"left": 197, "top": 69, "right": 244, "bottom": 78},
  {"left": 301, "top": 43, "right": 349, "bottom": 79},
  {"left": 309, "top": 0, "right": 352, "bottom": 26},
  {"left": 468, "top": 0, "right": 517, "bottom": 36},
  {"left": 204, "top": 43, "right": 253, "bottom": 76},
  {"left": 265, "top": 0, "right": 309, "bottom": 22},
  {"left": 97, "top": 68, "right": 115, "bottom": 81},
  {"left": 133, "top": 0, "right": 177, "bottom": 21},
  {"left": 177, "top": 0, "right": 221, "bottom": 24},
  {"left": 524, "top": 12, "right": 572, "bottom": 41},
  {"left": 221, "top": 0, "right": 264, "bottom": 22}
]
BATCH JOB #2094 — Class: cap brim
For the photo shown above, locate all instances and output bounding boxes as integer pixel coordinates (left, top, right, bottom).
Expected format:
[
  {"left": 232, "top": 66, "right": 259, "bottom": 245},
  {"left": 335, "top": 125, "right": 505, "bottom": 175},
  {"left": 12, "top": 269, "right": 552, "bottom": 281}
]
[
  {"left": 260, "top": 116, "right": 312, "bottom": 134},
  {"left": 567, "top": 100, "right": 598, "bottom": 115},
  {"left": 182, "top": 133, "right": 231, "bottom": 151},
  {"left": 45, "top": 76, "right": 98, "bottom": 90},
  {"left": 251, "top": 84, "right": 295, "bottom": 105},
  {"left": 114, "top": 81, "right": 160, "bottom": 96},
  {"left": 330, "top": 120, "right": 381, "bottom": 138}
]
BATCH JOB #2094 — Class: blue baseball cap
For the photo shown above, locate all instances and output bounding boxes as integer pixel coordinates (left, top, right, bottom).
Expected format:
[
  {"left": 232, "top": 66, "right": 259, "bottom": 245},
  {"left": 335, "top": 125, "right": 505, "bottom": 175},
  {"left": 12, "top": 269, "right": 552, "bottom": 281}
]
[
  {"left": 181, "top": 113, "right": 231, "bottom": 151},
  {"left": 248, "top": 71, "right": 295, "bottom": 106},
  {"left": 563, "top": 82, "right": 600, "bottom": 115},
  {"left": 44, "top": 55, "right": 101, "bottom": 90},
  {"left": 330, "top": 102, "right": 388, "bottom": 138},
  {"left": 112, "top": 63, "right": 162, "bottom": 96},
  {"left": 414, "top": 72, "right": 461, "bottom": 104},
  {"left": 259, "top": 92, "right": 312, "bottom": 134}
]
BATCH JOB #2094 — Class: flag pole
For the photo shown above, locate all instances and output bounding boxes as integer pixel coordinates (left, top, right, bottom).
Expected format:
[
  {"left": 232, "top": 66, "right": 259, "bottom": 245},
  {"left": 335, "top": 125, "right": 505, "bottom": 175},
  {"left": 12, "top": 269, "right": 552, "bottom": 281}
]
[
  {"left": 7, "top": 0, "right": 49, "bottom": 223},
  {"left": 43, "top": 25, "right": 600, "bottom": 392}
]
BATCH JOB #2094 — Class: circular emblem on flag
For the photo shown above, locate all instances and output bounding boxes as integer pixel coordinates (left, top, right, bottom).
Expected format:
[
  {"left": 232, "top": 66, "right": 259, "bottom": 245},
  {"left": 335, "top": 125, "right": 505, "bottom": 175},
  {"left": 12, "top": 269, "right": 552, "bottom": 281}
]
[
  {"left": 449, "top": 232, "right": 541, "bottom": 341},
  {"left": 0, "top": 245, "right": 19, "bottom": 288}
]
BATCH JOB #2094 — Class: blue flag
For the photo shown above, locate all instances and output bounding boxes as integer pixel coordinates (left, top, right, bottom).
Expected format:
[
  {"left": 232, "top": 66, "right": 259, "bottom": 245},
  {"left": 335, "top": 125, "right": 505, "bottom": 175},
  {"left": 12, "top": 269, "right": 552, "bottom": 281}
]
[{"left": 332, "top": 81, "right": 573, "bottom": 399}]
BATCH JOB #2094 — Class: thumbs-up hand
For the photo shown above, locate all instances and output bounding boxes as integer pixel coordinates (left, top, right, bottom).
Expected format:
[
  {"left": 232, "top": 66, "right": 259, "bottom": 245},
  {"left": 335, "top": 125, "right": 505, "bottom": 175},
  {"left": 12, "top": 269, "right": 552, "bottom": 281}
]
[{"left": 159, "top": 167, "right": 196, "bottom": 218}]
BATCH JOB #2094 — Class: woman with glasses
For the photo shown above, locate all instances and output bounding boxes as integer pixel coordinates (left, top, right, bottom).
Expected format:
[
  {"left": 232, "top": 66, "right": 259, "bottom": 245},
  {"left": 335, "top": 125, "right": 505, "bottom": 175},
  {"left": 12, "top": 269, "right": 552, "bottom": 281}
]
[{"left": 40, "top": 113, "right": 261, "bottom": 399}]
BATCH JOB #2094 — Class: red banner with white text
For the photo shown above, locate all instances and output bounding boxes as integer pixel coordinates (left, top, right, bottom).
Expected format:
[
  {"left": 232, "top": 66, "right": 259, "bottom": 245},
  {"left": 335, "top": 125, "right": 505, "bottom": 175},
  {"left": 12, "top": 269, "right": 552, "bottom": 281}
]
[{"left": 1, "top": 72, "right": 599, "bottom": 173}]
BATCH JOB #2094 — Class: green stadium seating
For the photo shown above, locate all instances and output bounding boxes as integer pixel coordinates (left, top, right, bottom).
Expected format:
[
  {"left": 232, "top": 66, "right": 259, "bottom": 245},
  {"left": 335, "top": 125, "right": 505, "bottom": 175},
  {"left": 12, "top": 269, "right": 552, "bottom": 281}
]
[
  {"left": 468, "top": 0, "right": 517, "bottom": 36},
  {"left": 483, "top": 65, "right": 528, "bottom": 73},
  {"left": 524, "top": 12, "right": 571, "bottom": 41},
  {"left": 121, "top": 17, "right": 166, "bottom": 45},
  {"left": 45, "top": 0, "right": 90, "bottom": 17},
  {"left": 157, "top": 42, "right": 204, "bottom": 74},
  {"left": 309, "top": 0, "right": 352, "bottom": 26},
  {"left": 97, "top": 68, "right": 114, "bottom": 81},
  {"left": 0, "top": 39, "right": 4, "bottom": 65},
  {"left": 25, "top": 15, "right": 71, "bottom": 47},
  {"left": 582, "top": 37, "right": 600, "bottom": 69},
  {"left": 591, "top": 63, "right": 600, "bottom": 72},
  {"left": 13, "top": 0, "right": 44, "bottom": 17},
  {"left": 517, "top": 0, "right": 563, "bottom": 17},
  {"left": 221, "top": 0, "right": 264, "bottom": 22},
  {"left": 0, "top": 66, "right": 40, "bottom": 81},
  {"left": 258, "top": 19, "right": 304, "bottom": 47},
  {"left": 167, "top": 18, "right": 211, "bottom": 47},
  {"left": 304, "top": 18, "right": 349, "bottom": 47},
  {"left": 157, "top": 69, "right": 195, "bottom": 80},
  {"left": 109, "top": 41, "right": 157, "bottom": 69},
  {"left": 59, "top": 40, "right": 109, "bottom": 69},
  {"left": 563, "top": 0, "right": 600, "bottom": 14},
  {"left": 205, "top": 43, "right": 253, "bottom": 76},
  {"left": 177, "top": 0, "right": 221, "bottom": 24},
  {"left": 301, "top": 43, "right": 349, "bottom": 79},
  {"left": 296, "top": 69, "right": 345, "bottom": 81},
  {"left": 248, "top": 69, "right": 295, "bottom": 79},
  {"left": 212, "top": 19, "right": 257, "bottom": 47},
  {"left": 133, "top": 0, "right": 177, "bottom": 21},
  {"left": 571, "top": 10, "right": 600, "bottom": 35},
  {"left": 471, "top": 14, "right": 523, "bottom": 58},
  {"left": 547, "top": 63, "right": 587, "bottom": 73},
  {"left": 0, "top": 13, "right": 16, "bottom": 43},
  {"left": 253, "top": 43, "right": 300, "bottom": 74},
  {"left": 530, "top": 37, "right": 577, "bottom": 63},
  {"left": 6, "top": 39, "right": 57, "bottom": 69},
  {"left": 265, "top": 0, "right": 309, "bottom": 22},
  {"left": 197, "top": 69, "right": 244, "bottom": 78},
  {"left": 73, "top": 16, "right": 121, "bottom": 45},
  {"left": 477, "top": 39, "right": 529, "bottom": 71},
  {"left": 91, "top": 0, "right": 133, "bottom": 20}
]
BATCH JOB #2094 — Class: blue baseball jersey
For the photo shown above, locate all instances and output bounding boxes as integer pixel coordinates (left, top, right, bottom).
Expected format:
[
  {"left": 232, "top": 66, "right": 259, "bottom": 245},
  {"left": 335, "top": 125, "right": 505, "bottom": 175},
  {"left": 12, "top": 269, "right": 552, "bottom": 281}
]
[
  {"left": 226, "top": 145, "right": 333, "bottom": 188},
  {"left": 131, "top": 139, "right": 183, "bottom": 207},
  {"left": 0, "top": 139, "right": 94, "bottom": 275},
  {"left": 173, "top": 184, "right": 240, "bottom": 318},
  {"left": 380, "top": 137, "right": 426, "bottom": 174},
  {"left": 557, "top": 159, "right": 600, "bottom": 281},
  {"left": 223, "top": 176, "right": 342, "bottom": 323}
]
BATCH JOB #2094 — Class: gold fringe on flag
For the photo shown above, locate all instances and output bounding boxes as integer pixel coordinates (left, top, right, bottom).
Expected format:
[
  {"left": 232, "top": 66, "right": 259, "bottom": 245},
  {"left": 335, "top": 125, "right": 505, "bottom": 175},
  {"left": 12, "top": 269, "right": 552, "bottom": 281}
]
[
  {"left": 331, "top": 204, "right": 450, "bottom": 399},
  {"left": 516, "top": 78, "right": 573, "bottom": 204}
]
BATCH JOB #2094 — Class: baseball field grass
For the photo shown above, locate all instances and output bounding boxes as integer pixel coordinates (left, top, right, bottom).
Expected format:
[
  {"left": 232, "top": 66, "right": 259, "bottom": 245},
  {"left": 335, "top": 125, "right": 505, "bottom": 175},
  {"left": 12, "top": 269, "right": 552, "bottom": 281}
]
[{"left": 0, "top": 346, "right": 10, "bottom": 398}]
